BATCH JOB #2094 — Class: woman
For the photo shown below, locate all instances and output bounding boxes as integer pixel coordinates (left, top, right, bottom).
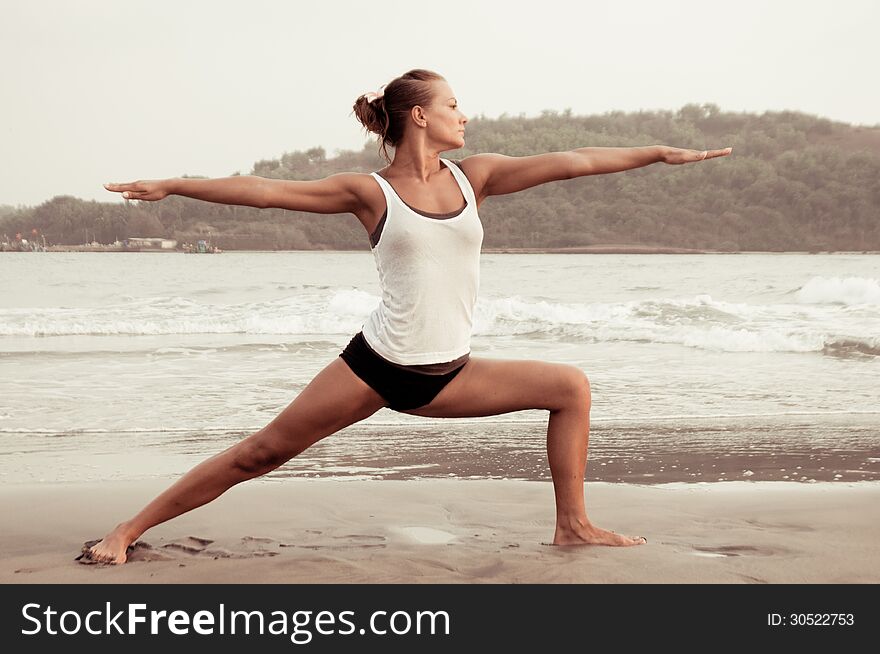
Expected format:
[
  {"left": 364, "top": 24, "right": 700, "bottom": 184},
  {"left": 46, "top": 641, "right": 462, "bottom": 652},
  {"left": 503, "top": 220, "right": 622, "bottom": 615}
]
[{"left": 86, "top": 68, "right": 731, "bottom": 564}]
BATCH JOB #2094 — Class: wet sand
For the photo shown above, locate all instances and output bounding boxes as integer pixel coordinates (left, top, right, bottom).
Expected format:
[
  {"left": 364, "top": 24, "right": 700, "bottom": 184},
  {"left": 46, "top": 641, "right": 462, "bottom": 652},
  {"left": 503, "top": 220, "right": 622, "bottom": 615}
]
[{"left": 1, "top": 479, "right": 877, "bottom": 584}]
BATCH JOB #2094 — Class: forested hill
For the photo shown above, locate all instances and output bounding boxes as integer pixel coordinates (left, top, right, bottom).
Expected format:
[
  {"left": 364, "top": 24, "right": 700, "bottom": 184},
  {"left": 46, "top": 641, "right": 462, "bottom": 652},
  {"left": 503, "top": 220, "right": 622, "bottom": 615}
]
[{"left": 3, "top": 104, "right": 879, "bottom": 251}]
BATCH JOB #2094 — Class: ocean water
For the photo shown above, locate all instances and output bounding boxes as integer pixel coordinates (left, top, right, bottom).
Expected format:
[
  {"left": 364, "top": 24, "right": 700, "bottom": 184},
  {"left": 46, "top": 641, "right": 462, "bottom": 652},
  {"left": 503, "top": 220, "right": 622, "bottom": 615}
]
[{"left": 1, "top": 251, "right": 878, "bottom": 485}]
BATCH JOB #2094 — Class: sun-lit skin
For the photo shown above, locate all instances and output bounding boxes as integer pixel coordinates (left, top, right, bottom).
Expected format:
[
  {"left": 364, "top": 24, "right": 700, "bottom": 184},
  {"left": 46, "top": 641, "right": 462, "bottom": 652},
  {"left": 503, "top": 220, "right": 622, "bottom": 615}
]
[{"left": 88, "top": 76, "right": 735, "bottom": 563}]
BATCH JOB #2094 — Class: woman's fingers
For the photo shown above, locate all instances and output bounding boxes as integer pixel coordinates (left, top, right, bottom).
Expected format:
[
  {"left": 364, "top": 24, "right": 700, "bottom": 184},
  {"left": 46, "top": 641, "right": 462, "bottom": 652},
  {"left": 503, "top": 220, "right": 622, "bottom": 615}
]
[
  {"left": 104, "top": 182, "right": 136, "bottom": 194},
  {"left": 702, "top": 147, "right": 733, "bottom": 160},
  {"left": 104, "top": 181, "right": 148, "bottom": 191},
  {"left": 661, "top": 146, "right": 733, "bottom": 165},
  {"left": 103, "top": 181, "right": 161, "bottom": 200}
]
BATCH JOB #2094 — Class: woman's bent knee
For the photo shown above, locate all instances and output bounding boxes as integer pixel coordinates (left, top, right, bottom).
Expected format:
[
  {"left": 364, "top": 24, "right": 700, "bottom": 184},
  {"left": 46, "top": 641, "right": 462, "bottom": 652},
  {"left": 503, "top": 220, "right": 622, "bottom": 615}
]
[{"left": 559, "top": 366, "right": 591, "bottom": 411}]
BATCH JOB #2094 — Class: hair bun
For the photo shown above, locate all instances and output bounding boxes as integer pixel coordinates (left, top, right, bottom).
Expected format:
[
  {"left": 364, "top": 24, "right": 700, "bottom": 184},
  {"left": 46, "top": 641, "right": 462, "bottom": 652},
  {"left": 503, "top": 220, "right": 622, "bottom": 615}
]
[{"left": 351, "top": 69, "right": 445, "bottom": 164}]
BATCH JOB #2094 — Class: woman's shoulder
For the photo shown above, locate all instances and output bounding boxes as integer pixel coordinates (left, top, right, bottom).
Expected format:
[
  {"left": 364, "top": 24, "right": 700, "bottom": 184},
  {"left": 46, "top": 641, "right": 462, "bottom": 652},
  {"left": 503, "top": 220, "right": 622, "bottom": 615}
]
[
  {"left": 344, "top": 171, "right": 386, "bottom": 231},
  {"left": 449, "top": 155, "right": 493, "bottom": 203},
  {"left": 343, "top": 171, "right": 384, "bottom": 199}
]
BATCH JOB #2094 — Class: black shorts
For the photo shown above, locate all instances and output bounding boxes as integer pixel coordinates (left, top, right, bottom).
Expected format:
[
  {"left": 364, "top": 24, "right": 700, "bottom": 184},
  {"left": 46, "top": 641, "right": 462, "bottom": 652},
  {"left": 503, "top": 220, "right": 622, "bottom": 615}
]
[{"left": 339, "top": 331, "right": 467, "bottom": 412}]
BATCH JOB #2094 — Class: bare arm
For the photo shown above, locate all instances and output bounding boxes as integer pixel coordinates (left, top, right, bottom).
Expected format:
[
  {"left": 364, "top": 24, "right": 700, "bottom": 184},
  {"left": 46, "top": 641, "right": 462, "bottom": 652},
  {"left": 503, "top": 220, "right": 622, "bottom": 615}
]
[
  {"left": 166, "top": 176, "right": 268, "bottom": 207},
  {"left": 103, "top": 173, "right": 363, "bottom": 214},
  {"left": 104, "top": 176, "right": 268, "bottom": 207},
  {"left": 571, "top": 146, "right": 662, "bottom": 175},
  {"left": 463, "top": 145, "right": 732, "bottom": 199},
  {"left": 571, "top": 145, "right": 732, "bottom": 176}
]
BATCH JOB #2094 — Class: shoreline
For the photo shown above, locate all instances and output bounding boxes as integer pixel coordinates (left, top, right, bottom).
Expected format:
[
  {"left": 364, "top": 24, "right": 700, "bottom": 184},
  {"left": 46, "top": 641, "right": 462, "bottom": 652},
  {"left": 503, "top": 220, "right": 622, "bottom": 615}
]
[{"left": 2, "top": 478, "right": 877, "bottom": 584}]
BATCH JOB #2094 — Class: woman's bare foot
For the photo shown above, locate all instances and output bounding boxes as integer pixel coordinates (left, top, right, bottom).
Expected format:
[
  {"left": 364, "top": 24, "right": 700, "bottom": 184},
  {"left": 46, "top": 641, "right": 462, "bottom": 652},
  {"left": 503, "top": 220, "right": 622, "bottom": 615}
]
[
  {"left": 87, "top": 523, "right": 139, "bottom": 564},
  {"left": 553, "top": 519, "right": 647, "bottom": 547}
]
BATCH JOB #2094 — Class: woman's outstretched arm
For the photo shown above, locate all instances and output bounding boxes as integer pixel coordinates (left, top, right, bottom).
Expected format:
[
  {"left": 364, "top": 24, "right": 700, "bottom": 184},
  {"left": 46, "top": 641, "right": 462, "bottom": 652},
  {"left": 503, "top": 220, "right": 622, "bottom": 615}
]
[
  {"left": 103, "top": 173, "right": 364, "bottom": 214},
  {"left": 571, "top": 144, "right": 732, "bottom": 175},
  {"left": 463, "top": 145, "right": 732, "bottom": 200},
  {"left": 104, "top": 176, "right": 268, "bottom": 207}
]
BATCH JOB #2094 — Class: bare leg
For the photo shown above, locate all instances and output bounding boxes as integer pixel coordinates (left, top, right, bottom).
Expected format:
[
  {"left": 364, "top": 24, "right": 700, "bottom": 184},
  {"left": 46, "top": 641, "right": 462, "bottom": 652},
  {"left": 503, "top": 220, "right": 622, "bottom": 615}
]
[
  {"left": 545, "top": 398, "right": 646, "bottom": 545},
  {"left": 88, "top": 358, "right": 388, "bottom": 563},
  {"left": 399, "top": 357, "right": 646, "bottom": 547}
]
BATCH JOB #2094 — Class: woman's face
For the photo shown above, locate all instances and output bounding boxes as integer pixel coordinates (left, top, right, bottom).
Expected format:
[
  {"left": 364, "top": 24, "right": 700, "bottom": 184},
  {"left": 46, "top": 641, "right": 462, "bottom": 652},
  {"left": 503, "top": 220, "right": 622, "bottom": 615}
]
[{"left": 421, "top": 80, "right": 468, "bottom": 150}]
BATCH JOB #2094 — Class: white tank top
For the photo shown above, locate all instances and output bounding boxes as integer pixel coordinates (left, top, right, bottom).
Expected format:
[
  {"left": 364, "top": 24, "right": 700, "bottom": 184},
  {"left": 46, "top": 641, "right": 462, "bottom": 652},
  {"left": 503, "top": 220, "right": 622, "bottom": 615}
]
[{"left": 362, "top": 158, "right": 484, "bottom": 365}]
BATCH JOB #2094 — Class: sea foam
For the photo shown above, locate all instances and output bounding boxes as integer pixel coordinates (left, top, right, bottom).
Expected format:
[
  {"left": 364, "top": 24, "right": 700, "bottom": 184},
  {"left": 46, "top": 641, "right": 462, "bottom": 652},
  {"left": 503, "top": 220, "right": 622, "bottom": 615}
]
[{"left": 1, "top": 285, "right": 877, "bottom": 356}]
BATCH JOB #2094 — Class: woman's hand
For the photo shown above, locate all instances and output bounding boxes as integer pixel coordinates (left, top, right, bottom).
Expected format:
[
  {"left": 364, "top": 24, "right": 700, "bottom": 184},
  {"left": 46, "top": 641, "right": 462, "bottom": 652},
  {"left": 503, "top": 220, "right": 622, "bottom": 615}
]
[
  {"left": 659, "top": 146, "right": 733, "bottom": 165},
  {"left": 103, "top": 180, "right": 171, "bottom": 201}
]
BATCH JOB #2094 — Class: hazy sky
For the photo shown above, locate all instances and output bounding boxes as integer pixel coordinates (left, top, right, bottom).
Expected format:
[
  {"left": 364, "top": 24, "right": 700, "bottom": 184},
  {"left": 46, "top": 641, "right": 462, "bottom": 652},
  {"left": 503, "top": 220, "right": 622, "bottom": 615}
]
[{"left": 3, "top": 0, "right": 878, "bottom": 207}]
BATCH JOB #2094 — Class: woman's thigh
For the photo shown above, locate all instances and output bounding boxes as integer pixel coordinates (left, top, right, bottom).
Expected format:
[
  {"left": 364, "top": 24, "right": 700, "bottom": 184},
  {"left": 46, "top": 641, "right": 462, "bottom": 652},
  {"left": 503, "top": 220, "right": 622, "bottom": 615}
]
[
  {"left": 260, "top": 357, "right": 389, "bottom": 456},
  {"left": 397, "top": 357, "right": 590, "bottom": 419}
]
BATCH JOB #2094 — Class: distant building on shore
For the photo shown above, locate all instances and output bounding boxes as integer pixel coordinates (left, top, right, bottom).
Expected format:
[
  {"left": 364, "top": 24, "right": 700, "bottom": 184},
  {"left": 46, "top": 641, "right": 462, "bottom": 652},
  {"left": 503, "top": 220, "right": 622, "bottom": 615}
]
[{"left": 125, "top": 237, "right": 178, "bottom": 250}]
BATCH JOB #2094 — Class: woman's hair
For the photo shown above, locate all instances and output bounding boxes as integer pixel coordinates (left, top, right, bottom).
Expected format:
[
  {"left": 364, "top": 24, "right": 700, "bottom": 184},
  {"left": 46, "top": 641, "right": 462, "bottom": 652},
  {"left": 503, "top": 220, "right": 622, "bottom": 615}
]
[{"left": 352, "top": 69, "right": 445, "bottom": 164}]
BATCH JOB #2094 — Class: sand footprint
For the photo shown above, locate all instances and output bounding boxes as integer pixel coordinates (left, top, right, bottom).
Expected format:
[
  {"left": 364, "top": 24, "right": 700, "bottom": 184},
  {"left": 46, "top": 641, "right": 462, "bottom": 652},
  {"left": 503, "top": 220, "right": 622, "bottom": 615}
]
[
  {"left": 161, "top": 536, "right": 215, "bottom": 555},
  {"left": 126, "top": 541, "right": 176, "bottom": 562},
  {"left": 691, "top": 545, "right": 778, "bottom": 558},
  {"left": 332, "top": 534, "right": 386, "bottom": 542}
]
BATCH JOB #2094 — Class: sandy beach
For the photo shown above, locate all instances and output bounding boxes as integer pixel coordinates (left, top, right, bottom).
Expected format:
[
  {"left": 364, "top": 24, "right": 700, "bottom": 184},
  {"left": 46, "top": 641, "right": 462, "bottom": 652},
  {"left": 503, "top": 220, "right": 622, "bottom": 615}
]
[{"left": 1, "top": 479, "right": 877, "bottom": 584}]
